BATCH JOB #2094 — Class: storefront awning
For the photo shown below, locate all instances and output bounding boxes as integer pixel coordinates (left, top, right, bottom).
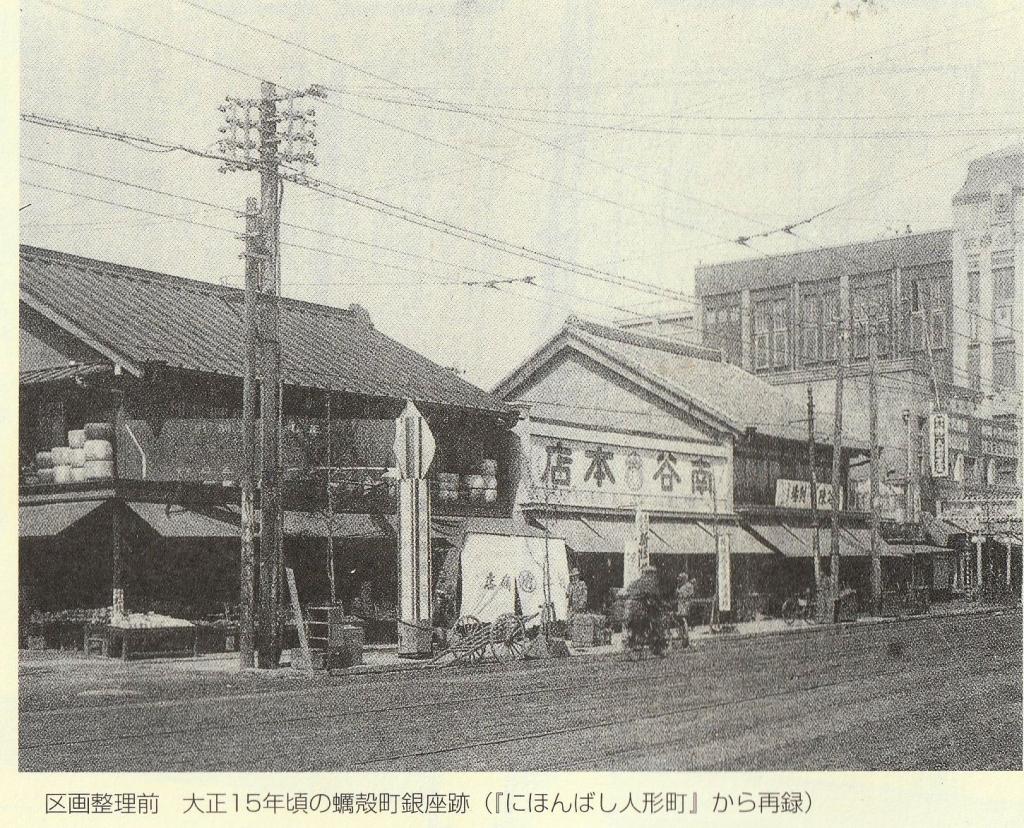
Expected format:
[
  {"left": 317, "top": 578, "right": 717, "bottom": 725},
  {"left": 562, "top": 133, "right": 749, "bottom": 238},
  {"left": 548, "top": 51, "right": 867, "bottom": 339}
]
[
  {"left": 921, "top": 512, "right": 965, "bottom": 547},
  {"left": 886, "top": 542, "right": 947, "bottom": 556},
  {"left": 127, "top": 502, "right": 239, "bottom": 538},
  {"left": 532, "top": 515, "right": 633, "bottom": 556},
  {"left": 19, "top": 499, "right": 105, "bottom": 538},
  {"left": 748, "top": 523, "right": 898, "bottom": 558}
]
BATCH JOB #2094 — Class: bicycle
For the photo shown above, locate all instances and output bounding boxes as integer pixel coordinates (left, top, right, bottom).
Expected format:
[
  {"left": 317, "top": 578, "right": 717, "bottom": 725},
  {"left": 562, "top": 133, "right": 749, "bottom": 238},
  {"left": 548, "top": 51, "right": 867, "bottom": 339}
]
[{"left": 781, "top": 591, "right": 818, "bottom": 626}]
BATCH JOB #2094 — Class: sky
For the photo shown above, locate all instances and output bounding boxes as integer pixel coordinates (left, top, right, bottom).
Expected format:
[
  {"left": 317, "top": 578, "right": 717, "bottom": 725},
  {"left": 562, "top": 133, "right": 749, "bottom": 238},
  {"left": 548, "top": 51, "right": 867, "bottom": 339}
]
[{"left": 17, "top": 0, "right": 1024, "bottom": 390}]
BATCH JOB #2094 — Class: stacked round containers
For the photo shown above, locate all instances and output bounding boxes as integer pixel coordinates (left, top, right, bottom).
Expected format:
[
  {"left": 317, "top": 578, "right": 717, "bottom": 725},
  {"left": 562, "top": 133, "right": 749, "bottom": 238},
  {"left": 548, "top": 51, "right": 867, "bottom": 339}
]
[
  {"left": 68, "top": 430, "right": 87, "bottom": 482},
  {"left": 35, "top": 450, "right": 54, "bottom": 484},
  {"left": 464, "top": 474, "right": 486, "bottom": 502},
  {"left": 480, "top": 459, "right": 498, "bottom": 503},
  {"left": 51, "top": 446, "right": 73, "bottom": 484},
  {"left": 436, "top": 472, "right": 460, "bottom": 502},
  {"left": 83, "top": 422, "right": 115, "bottom": 480}
]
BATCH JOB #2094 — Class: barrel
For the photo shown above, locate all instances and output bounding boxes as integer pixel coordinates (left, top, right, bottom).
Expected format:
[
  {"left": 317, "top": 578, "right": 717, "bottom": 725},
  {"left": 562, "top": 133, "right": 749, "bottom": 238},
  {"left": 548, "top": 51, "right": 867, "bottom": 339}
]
[
  {"left": 483, "top": 488, "right": 498, "bottom": 503},
  {"left": 84, "top": 439, "right": 114, "bottom": 461},
  {"left": 84, "top": 460, "right": 115, "bottom": 480},
  {"left": 51, "top": 447, "right": 72, "bottom": 467},
  {"left": 84, "top": 422, "right": 114, "bottom": 441},
  {"left": 70, "top": 467, "right": 87, "bottom": 482},
  {"left": 53, "top": 465, "right": 74, "bottom": 484},
  {"left": 436, "top": 472, "right": 460, "bottom": 488},
  {"left": 37, "top": 467, "right": 55, "bottom": 484},
  {"left": 67, "top": 429, "right": 87, "bottom": 449},
  {"left": 70, "top": 448, "right": 86, "bottom": 468},
  {"left": 480, "top": 459, "right": 497, "bottom": 476},
  {"left": 35, "top": 451, "right": 53, "bottom": 469}
]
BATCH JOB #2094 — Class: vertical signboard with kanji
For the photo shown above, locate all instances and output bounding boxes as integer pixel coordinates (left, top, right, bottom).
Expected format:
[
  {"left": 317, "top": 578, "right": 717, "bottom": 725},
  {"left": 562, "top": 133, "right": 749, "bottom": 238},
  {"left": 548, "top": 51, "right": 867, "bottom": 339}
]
[
  {"left": 717, "top": 533, "right": 731, "bottom": 613},
  {"left": 930, "top": 413, "right": 949, "bottom": 478}
]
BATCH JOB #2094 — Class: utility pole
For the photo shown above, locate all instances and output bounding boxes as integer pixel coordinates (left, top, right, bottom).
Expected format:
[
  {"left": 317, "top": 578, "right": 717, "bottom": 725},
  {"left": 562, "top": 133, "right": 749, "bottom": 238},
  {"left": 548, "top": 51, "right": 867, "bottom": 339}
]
[
  {"left": 868, "top": 308, "right": 882, "bottom": 615},
  {"left": 239, "top": 195, "right": 260, "bottom": 669},
  {"left": 219, "top": 81, "right": 324, "bottom": 669},
  {"left": 829, "top": 312, "right": 846, "bottom": 613},
  {"left": 324, "top": 391, "right": 336, "bottom": 604},
  {"left": 808, "top": 385, "right": 821, "bottom": 588}
]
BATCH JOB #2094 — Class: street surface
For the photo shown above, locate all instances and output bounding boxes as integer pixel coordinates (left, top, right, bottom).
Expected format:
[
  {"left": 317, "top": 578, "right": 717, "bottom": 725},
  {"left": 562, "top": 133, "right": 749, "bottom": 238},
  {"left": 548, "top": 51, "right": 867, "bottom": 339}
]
[{"left": 19, "top": 609, "right": 1022, "bottom": 772}]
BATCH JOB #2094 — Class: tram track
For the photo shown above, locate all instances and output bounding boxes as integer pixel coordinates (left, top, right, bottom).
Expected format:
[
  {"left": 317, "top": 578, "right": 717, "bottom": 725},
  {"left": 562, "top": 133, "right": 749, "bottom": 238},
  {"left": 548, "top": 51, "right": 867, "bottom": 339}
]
[{"left": 20, "top": 609, "right": 1016, "bottom": 769}]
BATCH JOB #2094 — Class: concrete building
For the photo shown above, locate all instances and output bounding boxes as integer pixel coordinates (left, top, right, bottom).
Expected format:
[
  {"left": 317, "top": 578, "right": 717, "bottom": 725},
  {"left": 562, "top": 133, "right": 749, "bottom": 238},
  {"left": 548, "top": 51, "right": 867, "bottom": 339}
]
[{"left": 692, "top": 146, "right": 1023, "bottom": 598}]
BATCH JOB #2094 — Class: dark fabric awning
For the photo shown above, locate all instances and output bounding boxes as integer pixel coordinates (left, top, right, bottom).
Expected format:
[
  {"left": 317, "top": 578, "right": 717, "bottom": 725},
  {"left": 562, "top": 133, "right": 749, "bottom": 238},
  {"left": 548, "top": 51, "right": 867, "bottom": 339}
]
[
  {"left": 128, "top": 502, "right": 238, "bottom": 538},
  {"left": 748, "top": 522, "right": 898, "bottom": 558},
  {"left": 921, "top": 511, "right": 965, "bottom": 546},
  {"left": 19, "top": 500, "right": 105, "bottom": 538}
]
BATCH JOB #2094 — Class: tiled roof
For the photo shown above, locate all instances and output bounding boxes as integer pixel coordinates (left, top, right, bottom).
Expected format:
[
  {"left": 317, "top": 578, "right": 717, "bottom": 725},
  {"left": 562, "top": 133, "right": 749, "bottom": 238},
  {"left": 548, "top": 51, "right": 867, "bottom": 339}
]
[
  {"left": 568, "top": 320, "right": 869, "bottom": 446},
  {"left": 952, "top": 144, "right": 1024, "bottom": 204},
  {"left": 20, "top": 363, "right": 112, "bottom": 386},
  {"left": 19, "top": 246, "right": 508, "bottom": 415},
  {"left": 694, "top": 229, "right": 953, "bottom": 298}
]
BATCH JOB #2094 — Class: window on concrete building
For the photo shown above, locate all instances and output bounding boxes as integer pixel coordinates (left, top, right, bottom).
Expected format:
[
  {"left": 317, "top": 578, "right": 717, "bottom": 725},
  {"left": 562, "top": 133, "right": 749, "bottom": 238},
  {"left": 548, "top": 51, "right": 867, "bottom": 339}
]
[
  {"left": 801, "top": 295, "right": 820, "bottom": 364},
  {"left": 852, "top": 306, "right": 869, "bottom": 359},
  {"left": 993, "top": 341, "right": 1018, "bottom": 392},
  {"left": 821, "top": 291, "right": 839, "bottom": 362},
  {"left": 910, "top": 278, "right": 947, "bottom": 352},
  {"left": 772, "top": 299, "right": 790, "bottom": 368},
  {"left": 754, "top": 301, "right": 771, "bottom": 370},
  {"left": 967, "top": 254, "right": 980, "bottom": 305},
  {"left": 994, "top": 265, "right": 1015, "bottom": 303},
  {"left": 967, "top": 344, "right": 981, "bottom": 392}
]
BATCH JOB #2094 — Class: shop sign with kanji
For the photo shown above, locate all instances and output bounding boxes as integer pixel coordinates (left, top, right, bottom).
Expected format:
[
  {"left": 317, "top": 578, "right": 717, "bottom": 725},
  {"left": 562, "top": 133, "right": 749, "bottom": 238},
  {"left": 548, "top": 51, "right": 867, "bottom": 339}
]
[{"left": 529, "top": 433, "right": 731, "bottom": 513}]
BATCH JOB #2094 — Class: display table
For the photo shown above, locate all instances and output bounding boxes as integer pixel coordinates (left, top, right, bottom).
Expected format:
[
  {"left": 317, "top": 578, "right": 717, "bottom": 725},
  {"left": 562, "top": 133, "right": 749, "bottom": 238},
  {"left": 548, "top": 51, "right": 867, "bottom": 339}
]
[{"left": 84, "top": 623, "right": 196, "bottom": 660}]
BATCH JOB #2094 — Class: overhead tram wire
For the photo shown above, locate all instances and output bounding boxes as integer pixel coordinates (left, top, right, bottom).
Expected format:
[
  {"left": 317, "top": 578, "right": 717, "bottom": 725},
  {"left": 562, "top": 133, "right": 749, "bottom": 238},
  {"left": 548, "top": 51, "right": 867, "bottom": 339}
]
[
  {"left": 175, "top": 0, "right": 853, "bottom": 251},
  {"left": 174, "top": 0, "right": 1020, "bottom": 249},
  {"left": 21, "top": 153, "right": 644, "bottom": 314},
  {"left": 21, "top": 112, "right": 695, "bottom": 305},
  {"left": 328, "top": 90, "right": 1024, "bottom": 140},
  {"left": 36, "top": 0, "right": 747, "bottom": 251}
]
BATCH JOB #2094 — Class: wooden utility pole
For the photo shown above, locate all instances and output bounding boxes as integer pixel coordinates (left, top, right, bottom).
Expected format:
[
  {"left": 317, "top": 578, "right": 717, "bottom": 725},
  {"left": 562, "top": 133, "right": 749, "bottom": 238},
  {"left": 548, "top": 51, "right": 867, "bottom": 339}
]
[
  {"left": 324, "top": 391, "right": 336, "bottom": 604},
  {"left": 256, "top": 80, "right": 285, "bottom": 668},
  {"left": 868, "top": 310, "right": 882, "bottom": 614},
  {"left": 219, "top": 82, "right": 323, "bottom": 668},
  {"left": 239, "top": 195, "right": 260, "bottom": 669},
  {"left": 808, "top": 385, "right": 821, "bottom": 587},
  {"left": 829, "top": 313, "right": 846, "bottom": 610}
]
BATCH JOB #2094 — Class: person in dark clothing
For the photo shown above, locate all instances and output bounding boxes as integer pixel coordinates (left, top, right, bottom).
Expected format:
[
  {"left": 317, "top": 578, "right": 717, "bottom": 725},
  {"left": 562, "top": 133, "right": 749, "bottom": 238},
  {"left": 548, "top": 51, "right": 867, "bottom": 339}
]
[{"left": 623, "top": 564, "right": 668, "bottom": 656}]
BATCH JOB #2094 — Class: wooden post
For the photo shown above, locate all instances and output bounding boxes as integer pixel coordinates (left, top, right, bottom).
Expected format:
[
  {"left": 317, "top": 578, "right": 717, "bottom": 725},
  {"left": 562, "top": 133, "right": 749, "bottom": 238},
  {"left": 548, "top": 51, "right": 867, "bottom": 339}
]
[
  {"left": 808, "top": 385, "right": 821, "bottom": 587},
  {"left": 830, "top": 314, "right": 846, "bottom": 610},
  {"left": 111, "top": 504, "right": 125, "bottom": 620},
  {"left": 868, "top": 311, "right": 882, "bottom": 614},
  {"left": 239, "top": 195, "right": 259, "bottom": 669},
  {"left": 257, "top": 81, "right": 284, "bottom": 668}
]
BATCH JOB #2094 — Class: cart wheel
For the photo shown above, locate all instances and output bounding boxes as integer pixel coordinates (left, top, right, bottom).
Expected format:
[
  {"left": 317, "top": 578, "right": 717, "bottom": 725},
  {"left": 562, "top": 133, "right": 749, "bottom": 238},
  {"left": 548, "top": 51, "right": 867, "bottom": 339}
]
[
  {"left": 781, "top": 598, "right": 797, "bottom": 626},
  {"left": 450, "top": 615, "right": 484, "bottom": 664},
  {"left": 490, "top": 613, "right": 527, "bottom": 664}
]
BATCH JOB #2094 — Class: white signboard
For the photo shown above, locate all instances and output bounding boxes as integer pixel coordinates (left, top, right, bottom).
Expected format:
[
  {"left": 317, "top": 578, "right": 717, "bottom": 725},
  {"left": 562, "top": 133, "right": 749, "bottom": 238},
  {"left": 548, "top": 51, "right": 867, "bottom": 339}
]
[
  {"left": 717, "top": 534, "right": 731, "bottom": 613},
  {"left": 528, "top": 432, "right": 730, "bottom": 514},
  {"left": 930, "top": 413, "right": 949, "bottom": 478},
  {"left": 393, "top": 400, "right": 435, "bottom": 480},
  {"left": 460, "top": 534, "right": 569, "bottom": 625},
  {"left": 774, "top": 479, "right": 843, "bottom": 511}
]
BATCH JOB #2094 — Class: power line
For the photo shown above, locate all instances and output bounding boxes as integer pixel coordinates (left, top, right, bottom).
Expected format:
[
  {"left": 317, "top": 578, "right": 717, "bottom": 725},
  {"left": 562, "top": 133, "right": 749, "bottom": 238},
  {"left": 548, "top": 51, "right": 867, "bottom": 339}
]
[
  {"left": 175, "top": 0, "right": 843, "bottom": 251},
  {"left": 332, "top": 89, "right": 1024, "bottom": 140},
  {"left": 21, "top": 112, "right": 695, "bottom": 304}
]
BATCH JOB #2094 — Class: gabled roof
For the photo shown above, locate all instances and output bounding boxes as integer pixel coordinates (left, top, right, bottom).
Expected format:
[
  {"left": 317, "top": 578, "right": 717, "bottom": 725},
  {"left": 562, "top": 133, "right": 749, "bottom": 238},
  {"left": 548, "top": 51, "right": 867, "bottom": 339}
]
[
  {"left": 694, "top": 229, "right": 953, "bottom": 298},
  {"left": 495, "top": 318, "right": 867, "bottom": 446},
  {"left": 19, "top": 246, "right": 508, "bottom": 416},
  {"left": 952, "top": 144, "right": 1024, "bottom": 205}
]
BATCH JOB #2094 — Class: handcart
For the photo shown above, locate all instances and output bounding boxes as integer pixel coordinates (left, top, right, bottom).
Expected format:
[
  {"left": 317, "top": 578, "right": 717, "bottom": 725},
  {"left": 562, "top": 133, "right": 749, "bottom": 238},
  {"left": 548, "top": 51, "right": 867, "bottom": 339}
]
[{"left": 432, "top": 612, "right": 537, "bottom": 666}]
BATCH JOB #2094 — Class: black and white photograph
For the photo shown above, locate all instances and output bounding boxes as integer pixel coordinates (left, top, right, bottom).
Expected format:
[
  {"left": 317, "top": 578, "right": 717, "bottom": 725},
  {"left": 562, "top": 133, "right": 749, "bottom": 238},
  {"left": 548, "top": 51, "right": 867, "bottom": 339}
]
[{"left": 14, "top": 0, "right": 1024, "bottom": 786}]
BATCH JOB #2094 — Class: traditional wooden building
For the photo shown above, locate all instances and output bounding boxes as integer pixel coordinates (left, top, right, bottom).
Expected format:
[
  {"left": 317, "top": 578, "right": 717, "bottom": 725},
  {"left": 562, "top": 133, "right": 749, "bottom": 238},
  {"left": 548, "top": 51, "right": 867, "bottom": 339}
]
[
  {"left": 19, "top": 246, "right": 517, "bottom": 636},
  {"left": 494, "top": 319, "right": 893, "bottom": 615}
]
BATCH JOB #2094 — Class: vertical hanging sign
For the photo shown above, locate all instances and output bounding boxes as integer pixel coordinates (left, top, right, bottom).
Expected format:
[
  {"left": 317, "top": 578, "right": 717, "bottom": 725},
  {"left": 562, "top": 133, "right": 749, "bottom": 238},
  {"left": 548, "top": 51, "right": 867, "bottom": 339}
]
[
  {"left": 717, "top": 533, "right": 732, "bottom": 613},
  {"left": 930, "top": 413, "right": 949, "bottom": 478}
]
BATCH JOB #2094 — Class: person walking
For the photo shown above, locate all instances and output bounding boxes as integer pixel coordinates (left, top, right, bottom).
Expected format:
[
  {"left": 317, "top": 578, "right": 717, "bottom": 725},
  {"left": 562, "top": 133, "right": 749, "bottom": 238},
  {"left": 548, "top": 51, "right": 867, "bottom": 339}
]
[
  {"left": 623, "top": 563, "right": 668, "bottom": 656},
  {"left": 674, "top": 572, "right": 695, "bottom": 645}
]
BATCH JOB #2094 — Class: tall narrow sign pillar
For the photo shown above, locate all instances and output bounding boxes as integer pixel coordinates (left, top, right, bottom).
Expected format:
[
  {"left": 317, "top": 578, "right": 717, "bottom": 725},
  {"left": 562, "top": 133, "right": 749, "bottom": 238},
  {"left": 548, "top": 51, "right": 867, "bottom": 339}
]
[{"left": 394, "top": 401, "right": 435, "bottom": 657}]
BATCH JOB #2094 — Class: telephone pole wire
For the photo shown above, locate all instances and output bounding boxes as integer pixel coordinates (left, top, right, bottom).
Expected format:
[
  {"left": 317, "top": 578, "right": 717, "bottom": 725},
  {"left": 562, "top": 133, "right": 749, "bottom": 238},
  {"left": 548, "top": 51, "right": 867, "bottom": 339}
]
[{"left": 219, "top": 80, "right": 324, "bottom": 669}]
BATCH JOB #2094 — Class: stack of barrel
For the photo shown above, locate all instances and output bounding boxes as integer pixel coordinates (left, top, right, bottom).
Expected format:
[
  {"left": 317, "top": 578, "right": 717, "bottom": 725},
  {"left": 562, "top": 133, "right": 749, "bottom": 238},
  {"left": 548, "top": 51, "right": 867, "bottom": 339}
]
[
  {"left": 462, "top": 459, "right": 498, "bottom": 503},
  {"left": 435, "top": 472, "right": 460, "bottom": 502},
  {"left": 34, "top": 423, "right": 115, "bottom": 485}
]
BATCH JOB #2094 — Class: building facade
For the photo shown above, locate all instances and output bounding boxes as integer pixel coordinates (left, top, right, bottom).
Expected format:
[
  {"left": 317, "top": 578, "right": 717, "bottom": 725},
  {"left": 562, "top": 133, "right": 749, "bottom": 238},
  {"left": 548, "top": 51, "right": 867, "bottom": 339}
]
[
  {"left": 19, "top": 246, "right": 518, "bottom": 642},
  {"left": 692, "top": 146, "right": 1023, "bottom": 600}
]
